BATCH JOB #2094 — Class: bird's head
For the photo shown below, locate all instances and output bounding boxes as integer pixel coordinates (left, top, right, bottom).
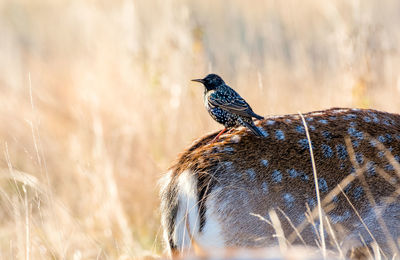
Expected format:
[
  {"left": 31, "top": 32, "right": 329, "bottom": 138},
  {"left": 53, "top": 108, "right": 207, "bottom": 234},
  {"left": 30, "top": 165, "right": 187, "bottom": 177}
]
[{"left": 192, "top": 74, "right": 225, "bottom": 91}]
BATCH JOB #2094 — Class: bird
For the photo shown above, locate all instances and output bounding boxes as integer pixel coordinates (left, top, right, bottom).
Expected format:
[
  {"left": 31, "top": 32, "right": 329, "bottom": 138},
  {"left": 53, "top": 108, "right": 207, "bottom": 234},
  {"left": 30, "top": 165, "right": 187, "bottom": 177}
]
[{"left": 192, "top": 74, "right": 265, "bottom": 141}]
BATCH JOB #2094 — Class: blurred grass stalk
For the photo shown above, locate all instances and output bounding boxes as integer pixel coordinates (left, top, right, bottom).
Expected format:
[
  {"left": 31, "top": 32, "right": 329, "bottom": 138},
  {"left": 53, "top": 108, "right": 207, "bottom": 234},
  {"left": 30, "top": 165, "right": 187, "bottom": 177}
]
[{"left": 0, "top": 0, "right": 400, "bottom": 258}]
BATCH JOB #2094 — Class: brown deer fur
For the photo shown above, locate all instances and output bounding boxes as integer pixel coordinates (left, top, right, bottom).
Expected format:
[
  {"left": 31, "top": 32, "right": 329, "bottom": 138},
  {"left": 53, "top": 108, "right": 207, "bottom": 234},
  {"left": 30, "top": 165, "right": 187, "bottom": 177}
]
[{"left": 160, "top": 108, "right": 400, "bottom": 257}]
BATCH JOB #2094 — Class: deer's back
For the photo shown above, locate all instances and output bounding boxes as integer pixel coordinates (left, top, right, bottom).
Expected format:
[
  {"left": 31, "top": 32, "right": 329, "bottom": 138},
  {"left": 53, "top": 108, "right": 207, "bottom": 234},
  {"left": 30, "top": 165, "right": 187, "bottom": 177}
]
[{"left": 161, "top": 108, "right": 400, "bottom": 256}]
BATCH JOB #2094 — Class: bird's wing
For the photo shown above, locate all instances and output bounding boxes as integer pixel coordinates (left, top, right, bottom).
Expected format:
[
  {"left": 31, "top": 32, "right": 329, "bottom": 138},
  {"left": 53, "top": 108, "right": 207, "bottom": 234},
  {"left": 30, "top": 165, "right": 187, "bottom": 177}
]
[{"left": 208, "top": 87, "right": 253, "bottom": 117}]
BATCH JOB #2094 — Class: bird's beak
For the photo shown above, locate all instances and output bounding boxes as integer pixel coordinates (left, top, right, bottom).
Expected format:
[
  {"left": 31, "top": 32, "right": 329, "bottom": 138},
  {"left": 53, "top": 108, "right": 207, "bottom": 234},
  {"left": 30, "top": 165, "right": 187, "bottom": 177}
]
[{"left": 191, "top": 78, "right": 204, "bottom": 84}]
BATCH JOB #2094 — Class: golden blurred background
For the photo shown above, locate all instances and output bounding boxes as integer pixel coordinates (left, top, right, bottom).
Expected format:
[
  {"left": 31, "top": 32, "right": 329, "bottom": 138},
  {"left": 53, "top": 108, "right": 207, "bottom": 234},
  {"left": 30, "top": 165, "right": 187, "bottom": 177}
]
[{"left": 1, "top": 0, "right": 400, "bottom": 258}]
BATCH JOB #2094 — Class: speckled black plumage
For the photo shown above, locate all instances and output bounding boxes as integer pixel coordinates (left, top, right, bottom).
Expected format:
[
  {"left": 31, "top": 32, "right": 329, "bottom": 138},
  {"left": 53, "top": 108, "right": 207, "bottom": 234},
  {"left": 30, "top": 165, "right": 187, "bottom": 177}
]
[{"left": 192, "top": 74, "right": 264, "bottom": 137}]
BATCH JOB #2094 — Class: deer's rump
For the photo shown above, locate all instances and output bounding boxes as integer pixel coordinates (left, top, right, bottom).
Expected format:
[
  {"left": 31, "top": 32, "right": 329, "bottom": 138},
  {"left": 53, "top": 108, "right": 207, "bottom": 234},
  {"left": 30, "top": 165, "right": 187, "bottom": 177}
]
[{"left": 160, "top": 108, "right": 400, "bottom": 257}]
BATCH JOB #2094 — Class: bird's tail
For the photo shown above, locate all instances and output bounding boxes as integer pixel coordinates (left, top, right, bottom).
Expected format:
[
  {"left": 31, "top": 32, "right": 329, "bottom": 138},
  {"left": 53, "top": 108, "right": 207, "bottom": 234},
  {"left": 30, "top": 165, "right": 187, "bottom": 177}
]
[
  {"left": 242, "top": 120, "right": 265, "bottom": 137},
  {"left": 249, "top": 111, "right": 264, "bottom": 120}
]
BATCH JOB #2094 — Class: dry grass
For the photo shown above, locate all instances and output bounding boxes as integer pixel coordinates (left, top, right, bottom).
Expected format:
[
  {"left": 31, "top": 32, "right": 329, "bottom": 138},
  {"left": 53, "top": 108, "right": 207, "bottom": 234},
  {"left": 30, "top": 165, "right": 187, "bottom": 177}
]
[
  {"left": 299, "top": 112, "right": 326, "bottom": 258},
  {"left": 1, "top": 0, "right": 400, "bottom": 259}
]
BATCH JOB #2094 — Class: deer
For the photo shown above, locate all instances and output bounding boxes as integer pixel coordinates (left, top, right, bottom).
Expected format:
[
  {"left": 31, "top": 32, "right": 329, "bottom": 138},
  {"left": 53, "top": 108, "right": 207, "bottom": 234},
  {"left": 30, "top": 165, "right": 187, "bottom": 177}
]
[{"left": 160, "top": 108, "right": 400, "bottom": 259}]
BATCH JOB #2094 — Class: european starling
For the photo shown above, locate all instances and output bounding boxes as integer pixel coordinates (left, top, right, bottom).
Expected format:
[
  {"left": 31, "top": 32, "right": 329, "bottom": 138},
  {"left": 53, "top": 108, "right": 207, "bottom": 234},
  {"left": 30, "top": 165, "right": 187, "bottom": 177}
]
[{"left": 192, "top": 74, "right": 265, "bottom": 140}]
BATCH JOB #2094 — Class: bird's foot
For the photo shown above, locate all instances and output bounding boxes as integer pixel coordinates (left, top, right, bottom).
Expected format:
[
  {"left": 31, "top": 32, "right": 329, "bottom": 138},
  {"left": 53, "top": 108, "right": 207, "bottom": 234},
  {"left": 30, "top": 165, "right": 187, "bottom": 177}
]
[{"left": 210, "top": 128, "right": 227, "bottom": 144}]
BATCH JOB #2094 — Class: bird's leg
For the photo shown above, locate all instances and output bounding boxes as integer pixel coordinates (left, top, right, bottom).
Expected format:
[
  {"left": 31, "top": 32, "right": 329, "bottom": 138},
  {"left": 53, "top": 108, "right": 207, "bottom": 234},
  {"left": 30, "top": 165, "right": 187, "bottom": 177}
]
[
  {"left": 211, "top": 128, "right": 227, "bottom": 143},
  {"left": 226, "top": 128, "right": 235, "bottom": 134}
]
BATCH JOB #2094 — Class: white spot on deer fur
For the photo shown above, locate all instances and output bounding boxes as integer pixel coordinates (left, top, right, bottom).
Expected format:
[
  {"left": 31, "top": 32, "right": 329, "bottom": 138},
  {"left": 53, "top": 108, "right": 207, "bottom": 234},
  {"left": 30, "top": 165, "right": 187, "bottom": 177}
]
[
  {"left": 174, "top": 170, "right": 200, "bottom": 251},
  {"left": 223, "top": 146, "right": 235, "bottom": 153},
  {"left": 222, "top": 161, "right": 234, "bottom": 170},
  {"left": 231, "top": 135, "right": 241, "bottom": 143},
  {"left": 261, "top": 159, "right": 269, "bottom": 167},
  {"left": 329, "top": 210, "right": 351, "bottom": 224},
  {"left": 258, "top": 127, "right": 269, "bottom": 137},
  {"left": 283, "top": 193, "right": 295, "bottom": 208},
  {"left": 246, "top": 169, "right": 256, "bottom": 181},
  {"left": 275, "top": 129, "right": 285, "bottom": 140},
  {"left": 262, "top": 182, "right": 268, "bottom": 194}
]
